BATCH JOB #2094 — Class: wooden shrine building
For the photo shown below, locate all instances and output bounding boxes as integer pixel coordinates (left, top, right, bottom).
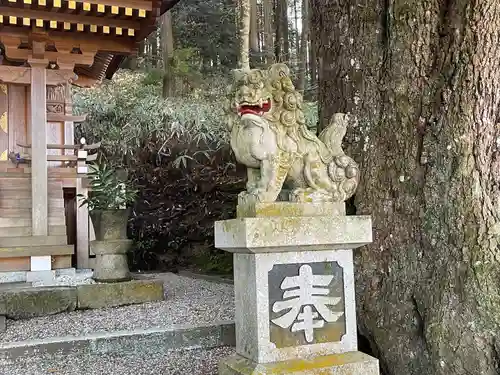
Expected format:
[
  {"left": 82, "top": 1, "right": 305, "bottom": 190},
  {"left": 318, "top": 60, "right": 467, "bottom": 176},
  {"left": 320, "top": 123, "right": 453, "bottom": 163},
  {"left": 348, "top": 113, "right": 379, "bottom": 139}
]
[{"left": 0, "top": 0, "right": 179, "bottom": 273}]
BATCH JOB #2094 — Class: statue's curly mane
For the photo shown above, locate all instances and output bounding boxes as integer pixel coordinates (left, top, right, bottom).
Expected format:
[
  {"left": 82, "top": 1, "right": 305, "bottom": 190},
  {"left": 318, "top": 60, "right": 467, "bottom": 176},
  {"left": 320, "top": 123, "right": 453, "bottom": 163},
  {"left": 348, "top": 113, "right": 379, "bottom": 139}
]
[{"left": 263, "top": 65, "right": 334, "bottom": 164}]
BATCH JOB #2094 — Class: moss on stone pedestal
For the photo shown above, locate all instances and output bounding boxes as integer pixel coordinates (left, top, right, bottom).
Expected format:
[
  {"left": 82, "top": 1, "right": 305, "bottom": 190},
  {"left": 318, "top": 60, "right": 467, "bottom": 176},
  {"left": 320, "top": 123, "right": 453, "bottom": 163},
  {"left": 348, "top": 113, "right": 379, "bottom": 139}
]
[
  {"left": 219, "top": 351, "right": 379, "bottom": 375},
  {"left": 236, "top": 202, "right": 346, "bottom": 218}
]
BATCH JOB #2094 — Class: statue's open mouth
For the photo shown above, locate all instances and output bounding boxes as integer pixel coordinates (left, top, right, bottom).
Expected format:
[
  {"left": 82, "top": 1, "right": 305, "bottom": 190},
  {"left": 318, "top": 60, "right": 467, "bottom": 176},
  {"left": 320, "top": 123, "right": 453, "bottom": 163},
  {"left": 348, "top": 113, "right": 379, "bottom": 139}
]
[{"left": 237, "top": 99, "right": 271, "bottom": 116}]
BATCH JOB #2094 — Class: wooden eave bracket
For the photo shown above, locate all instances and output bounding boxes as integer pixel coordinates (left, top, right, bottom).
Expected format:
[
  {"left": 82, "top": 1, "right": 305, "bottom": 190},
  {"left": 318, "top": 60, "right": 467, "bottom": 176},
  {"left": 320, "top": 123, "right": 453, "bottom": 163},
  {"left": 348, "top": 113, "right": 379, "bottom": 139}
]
[
  {"left": 0, "top": 66, "right": 78, "bottom": 85},
  {"left": 1, "top": 35, "right": 95, "bottom": 67}
]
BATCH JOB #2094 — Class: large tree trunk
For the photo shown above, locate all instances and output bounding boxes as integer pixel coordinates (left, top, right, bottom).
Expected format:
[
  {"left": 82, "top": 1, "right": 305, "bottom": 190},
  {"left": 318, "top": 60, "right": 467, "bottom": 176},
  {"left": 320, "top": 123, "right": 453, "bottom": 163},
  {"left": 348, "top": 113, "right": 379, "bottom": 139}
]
[
  {"left": 280, "top": 0, "right": 289, "bottom": 62},
  {"left": 250, "top": 0, "right": 259, "bottom": 65},
  {"left": 161, "top": 11, "right": 175, "bottom": 97},
  {"left": 274, "top": 0, "right": 282, "bottom": 61},
  {"left": 263, "top": 0, "right": 274, "bottom": 65},
  {"left": 311, "top": 1, "right": 500, "bottom": 375},
  {"left": 297, "top": 0, "right": 308, "bottom": 92},
  {"left": 148, "top": 31, "right": 158, "bottom": 68},
  {"left": 239, "top": 0, "right": 251, "bottom": 70}
]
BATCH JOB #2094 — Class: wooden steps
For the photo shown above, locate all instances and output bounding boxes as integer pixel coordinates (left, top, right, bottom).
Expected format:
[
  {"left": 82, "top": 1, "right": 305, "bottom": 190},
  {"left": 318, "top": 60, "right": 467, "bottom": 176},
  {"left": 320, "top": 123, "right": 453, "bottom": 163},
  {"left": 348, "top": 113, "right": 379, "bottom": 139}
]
[
  {"left": 0, "top": 235, "right": 68, "bottom": 247},
  {"left": 0, "top": 209, "right": 65, "bottom": 218},
  {"left": 0, "top": 217, "right": 66, "bottom": 227},
  {"left": 0, "top": 169, "right": 78, "bottom": 178},
  {"left": 0, "top": 173, "right": 73, "bottom": 266},
  {"left": 0, "top": 244, "right": 74, "bottom": 258},
  {"left": 0, "top": 226, "right": 66, "bottom": 237},
  {"left": 0, "top": 198, "right": 65, "bottom": 209}
]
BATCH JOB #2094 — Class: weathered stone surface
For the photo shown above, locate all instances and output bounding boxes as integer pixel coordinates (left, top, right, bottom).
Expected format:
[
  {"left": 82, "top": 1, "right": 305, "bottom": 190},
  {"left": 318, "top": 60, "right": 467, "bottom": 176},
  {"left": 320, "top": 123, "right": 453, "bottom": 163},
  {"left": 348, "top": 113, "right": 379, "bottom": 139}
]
[
  {"left": 76, "top": 279, "right": 164, "bottom": 310},
  {"left": 232, "top": 250, "right": 357, "bottom": 364},
  {"left": 91, "top": 240, "right": 131, "bottom": 255},
  {"left": 236, "top": 201, "right": 346, "bottom": 218},
  {"left": 0, "top": 287, "right": 77, "bottom": 319},
  {"left": 215, "top": 215, "right": 372, "bottom": 253},
  {"left": 90, "top": 209, "right": 130, "bottom": 241},
  {"left": 219, "top": 351, "right": 380, "bottom": 375},
  {"left": 0, "top": 315, "right": 5, "bottom": 332},
  {"left": 226, "top": 64, "right": 359, "bottom": 204},
  {"left": 91, "top": 239, "right": 131, "bottom": 282}
]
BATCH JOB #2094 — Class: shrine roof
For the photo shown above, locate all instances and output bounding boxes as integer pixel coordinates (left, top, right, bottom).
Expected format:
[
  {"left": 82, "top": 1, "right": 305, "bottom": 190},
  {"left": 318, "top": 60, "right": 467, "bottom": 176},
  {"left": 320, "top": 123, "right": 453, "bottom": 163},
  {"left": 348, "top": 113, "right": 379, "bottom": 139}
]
[{"left": 0, "top": 0, "right": 181, "bottom": 85}]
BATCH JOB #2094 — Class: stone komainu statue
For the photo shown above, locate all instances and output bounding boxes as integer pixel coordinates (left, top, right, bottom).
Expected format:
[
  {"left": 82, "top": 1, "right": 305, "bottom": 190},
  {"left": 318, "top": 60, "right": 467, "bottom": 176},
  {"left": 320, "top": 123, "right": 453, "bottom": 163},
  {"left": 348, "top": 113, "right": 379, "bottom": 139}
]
[{"left": 225, "top": 63, "right": 359, "bottom": 204}]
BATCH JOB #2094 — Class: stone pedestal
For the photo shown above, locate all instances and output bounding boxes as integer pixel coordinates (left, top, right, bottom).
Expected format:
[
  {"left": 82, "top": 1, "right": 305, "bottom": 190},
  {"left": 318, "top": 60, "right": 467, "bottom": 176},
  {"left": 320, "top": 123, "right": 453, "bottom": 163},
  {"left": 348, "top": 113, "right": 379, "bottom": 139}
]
[
  {"left": 90, "top": 239, "right": 131, "bottom": 282},
  {"left": 215, "top": 202, "right": 379, "bottom": 374}
]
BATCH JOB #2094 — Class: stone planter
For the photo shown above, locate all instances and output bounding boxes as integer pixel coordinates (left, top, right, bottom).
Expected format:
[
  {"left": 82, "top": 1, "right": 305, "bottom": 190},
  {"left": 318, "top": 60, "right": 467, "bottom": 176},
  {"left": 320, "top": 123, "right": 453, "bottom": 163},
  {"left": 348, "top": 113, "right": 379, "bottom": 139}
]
[{"left": 89, "top": 209, "right": 131, "bottom": 283}]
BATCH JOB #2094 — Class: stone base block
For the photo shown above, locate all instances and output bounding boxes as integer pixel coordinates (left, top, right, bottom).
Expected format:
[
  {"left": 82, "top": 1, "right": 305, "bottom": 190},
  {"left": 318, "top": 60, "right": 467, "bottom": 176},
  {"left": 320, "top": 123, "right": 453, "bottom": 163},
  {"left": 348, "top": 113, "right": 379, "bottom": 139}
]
[
  {"left": 0, "top": 287, "right": 77, "bottom": 319},
  {"left": 76, "top": 279, "right": 164, "bottom": 310},
  {"left": 90, "top": 239, "right": 131, "bottom": 282},
  {"left": 219, "top": 352, "right": 380, "bottom": 375},
  {"left": 231, "top": 250, "right": 358, "bottom": 363},
  {"left": 215, "top": 215, "right": 372, "bottom": 253},
  {"left": 0, "top": 315, "right": 5, "bottom": 332}
]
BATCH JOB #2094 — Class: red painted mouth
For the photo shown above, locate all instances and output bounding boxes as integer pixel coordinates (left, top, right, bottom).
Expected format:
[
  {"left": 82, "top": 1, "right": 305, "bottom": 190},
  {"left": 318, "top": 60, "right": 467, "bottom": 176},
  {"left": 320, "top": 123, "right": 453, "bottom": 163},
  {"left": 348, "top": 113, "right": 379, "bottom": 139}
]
[{"left": 237, "top": 99, "right": 271, "bottom": 116}]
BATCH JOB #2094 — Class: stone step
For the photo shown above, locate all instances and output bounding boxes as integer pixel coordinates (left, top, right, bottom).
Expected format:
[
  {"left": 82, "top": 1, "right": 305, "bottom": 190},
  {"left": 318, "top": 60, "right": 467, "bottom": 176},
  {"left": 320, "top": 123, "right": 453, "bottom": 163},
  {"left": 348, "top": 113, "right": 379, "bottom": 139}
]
[
  {"left": 0, "top": 226, "right": 66, "bottom": 237},
  {"left": 0, "top": 209, "right": 65, "bottom": 218},
  {"left": 0, "top": 235, "right": 68, "bottom": 247},
  {"left": 0, "top": 217, "right": 65, "bottom": 228},
  {"left": 0, "top": 198, "right": 65, "bottom": 209},
  {"left": 0, "top": 321, "right": 235, "bottom": 359},
  {"left": 0, "top": 244, "right": 73, "bottom": 258},
  {"left": 0, "top": 336, "right": 235, "bottom": 375}
]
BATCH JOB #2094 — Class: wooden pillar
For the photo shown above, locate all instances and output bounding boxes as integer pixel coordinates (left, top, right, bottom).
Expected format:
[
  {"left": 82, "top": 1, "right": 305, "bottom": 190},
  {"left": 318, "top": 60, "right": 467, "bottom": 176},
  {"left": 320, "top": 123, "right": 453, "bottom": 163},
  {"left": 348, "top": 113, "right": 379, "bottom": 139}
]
[{"left": 28, "top": 59, "right": 49, "bottom": 237}]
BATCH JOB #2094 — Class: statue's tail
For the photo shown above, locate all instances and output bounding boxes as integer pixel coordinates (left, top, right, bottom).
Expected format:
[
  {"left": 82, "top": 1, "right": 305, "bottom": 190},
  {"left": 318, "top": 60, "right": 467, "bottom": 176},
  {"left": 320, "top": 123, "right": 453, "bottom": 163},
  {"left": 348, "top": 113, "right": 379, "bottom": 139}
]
[
  {"left": 319, "top": 113, "right": 360, "bottom": 200},
  {"left": 318, "top": 113, "right": 348, "bottom": 154}
]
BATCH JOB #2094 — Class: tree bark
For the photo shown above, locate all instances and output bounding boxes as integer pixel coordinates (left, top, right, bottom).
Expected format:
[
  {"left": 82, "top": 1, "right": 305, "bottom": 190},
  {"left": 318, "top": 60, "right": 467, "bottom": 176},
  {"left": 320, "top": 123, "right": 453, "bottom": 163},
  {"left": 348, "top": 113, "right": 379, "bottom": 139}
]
[
  {"left": 281, "top": 0, "right": 289, "bottom": 62},
  {"left": 161, "top": 11, "right": 175, "bottom": 97},
  {"left": 239, "top": 0, "right": 251, "bottom": 70},
  {"left": 297, "top": 0, "right": 308, "bottom": 92},
  {"left": 311, "top": 1, "right": 500, "bottom": 375},
  {"left": 263, "top": 0, "right": 274, "bottom": 66},
  {"left": 250, "top": 0, "right": 259, "bottom": 65},
  {"left": 148, "top": 31, "right": 158, "bottom": 68},
  {"left": 274, "top": 0, "right": 282, "bottom": 61}
]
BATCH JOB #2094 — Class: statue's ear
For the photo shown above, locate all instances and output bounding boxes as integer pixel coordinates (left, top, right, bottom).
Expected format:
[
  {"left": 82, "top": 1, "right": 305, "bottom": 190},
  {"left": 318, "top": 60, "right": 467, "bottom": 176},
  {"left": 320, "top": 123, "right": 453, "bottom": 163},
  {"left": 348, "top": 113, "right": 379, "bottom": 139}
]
[{"left": 268, "top": 63, "right": 290, "bottom": 80}]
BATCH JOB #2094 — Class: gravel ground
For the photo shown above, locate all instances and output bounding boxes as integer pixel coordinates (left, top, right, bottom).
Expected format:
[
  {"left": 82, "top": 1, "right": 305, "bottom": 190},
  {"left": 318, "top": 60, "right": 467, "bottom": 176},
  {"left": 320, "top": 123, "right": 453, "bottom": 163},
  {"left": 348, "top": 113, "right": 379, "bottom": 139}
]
[
  {"left": 0, "top": 273, "right": 234, "bottom": 343},
  {"left": 0, "top": 346, "right": 236, "bottom": 375}
]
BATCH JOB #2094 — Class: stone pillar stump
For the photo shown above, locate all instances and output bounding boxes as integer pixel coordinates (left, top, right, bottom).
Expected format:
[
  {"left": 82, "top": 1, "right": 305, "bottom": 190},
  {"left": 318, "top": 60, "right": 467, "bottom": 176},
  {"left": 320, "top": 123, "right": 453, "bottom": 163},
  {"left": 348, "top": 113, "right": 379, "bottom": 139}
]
[
  {"left": 90, "top": 239, "right": 131, "bottom": 282},
  {"left": 215, "top": 202, "right": 379, "bottom": 375}
]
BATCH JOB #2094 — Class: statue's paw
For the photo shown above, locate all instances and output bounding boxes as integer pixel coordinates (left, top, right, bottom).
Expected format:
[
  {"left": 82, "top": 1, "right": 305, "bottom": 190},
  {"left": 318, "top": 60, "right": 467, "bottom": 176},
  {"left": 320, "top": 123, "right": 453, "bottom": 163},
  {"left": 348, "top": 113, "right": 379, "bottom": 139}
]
[
  {"left": 238, "top": 191, "right": 260, "bottom": 206},
  {"left": 246, "top": 182, "right": 258, "bottom": 191}
]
